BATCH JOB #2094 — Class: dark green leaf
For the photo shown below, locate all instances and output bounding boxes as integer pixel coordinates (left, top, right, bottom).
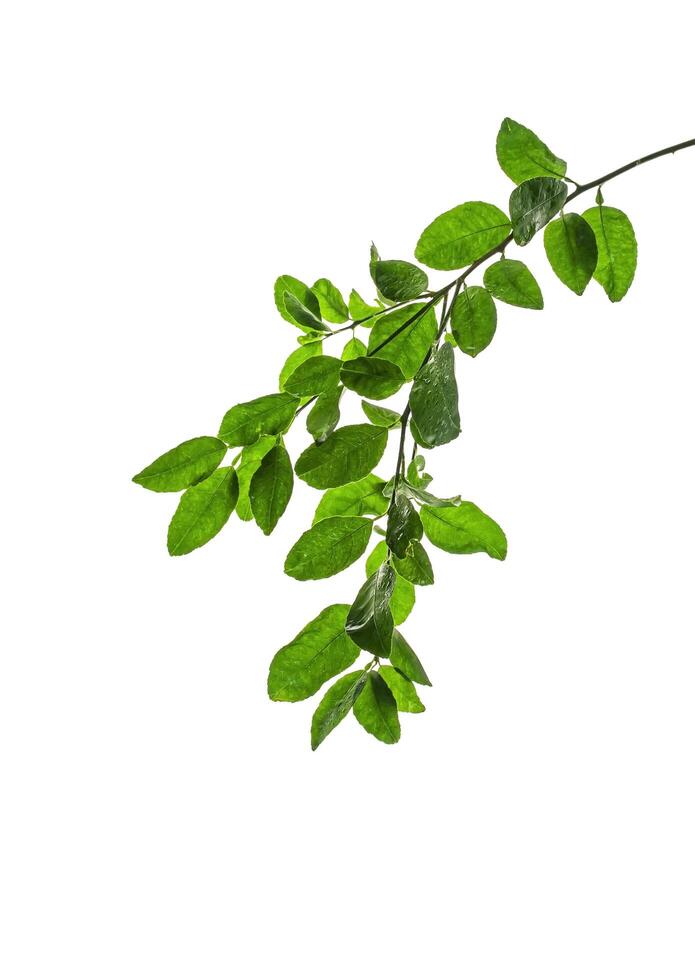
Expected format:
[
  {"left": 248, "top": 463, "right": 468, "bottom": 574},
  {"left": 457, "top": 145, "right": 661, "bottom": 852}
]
[
  {"left": 372, "top": 260, "right": 428, "bottom": 302},
  {"left": 279, "top": 342, "right": 323, "bottom": 391},
  {"left": 365, "top": 542, "right": 415, "bottom": 625},
  {"left": 311, "top": 670, "right": 368, "bottom": 750},
  {"left": 409, "top": 417, "right": 435, "bottom": 450},
  {"left": 295, "top": 424, "right": 388, "bottom": 489},
  {"left": 421, "top": 502, "right": 507, "bottom": 559},
  {"left": 342, "top": 336, "right": 368, "bottom": 360},
  {"left": 353, "top": 672, "right": 400, "bottom": 744},
  {"left": 306, "top": 386, "right": 341, "bottom": 444},
  {"left": 167, "top": 467, "right": 238, "bottom": 556},
  {"left": 543, "top": 212, "right": 598, "bottom": 295},
  {"left": 389, "top": 630, "right": 431, "bottom": 686},
  {"left": 386, "top": 491, "right": 423, "bottom": 559},
  {"left": 361, "top": 401, "right": 401, "bottom": 428},
  {"left": 313, "top": 474, "right": 388, "bottom": 524},
  {"left": 483, "top": 259, "right": 543, "bottom": 309},
  {"left": 409, "top": 344, "right": 460, "bottom": 447},
  {"left": 284, "top": 355, "right": 342, "bottom": 396},
  {"left": 234, "top": 436, "right": 277, "bottom": 521},
  {"left": 393, "top": 540, "right": 434, "bottom": 585},
  {"left": 450, "top": 286, "right": 497, "bottom": 358},
  {"left": 340, "top": 356, "right": 405, "bottom": 400},
  {"left": 379, "top": 665, "right": 425, "bottom": 713},
  {"left": 133, "top": 436, "right": 227, "bottom": 493},
  {"left": 348, "top": 289, "right": 381, "bottom": 320},
  {"left": 312, "top": 278, "right": 349, "bottom": 323},
  {"left": 284, "top": 516, "right": 373, "bottom": 580},
  {"left": 249, "top": 443, "right": 293, "bottom": 535},
  {"left": 415, "top": 202, "right": 511, "bottom": 271},
  {"left": 496, "top": 118, "right": 567, "bottom": 185},
  {"left": 268, "top": 604, "right": 359, "bottom": 702},
  {"left": 284, "top": 291, "right": 329, "bottom": 332},
  {"left": 274, "top": 275, "right": 321, "bottom": 330},
  {"left": 368, "top": 303, "right": 438, "bottom": 380},
  {"left": 218, "top": 393, "right": 299, "bottom": 447},
  {"left": 346, "top": 564, "right": 395, "bottom": 657},
  {"left": 509, "top": 177, "right": 568, "bottom": 246},
  {"left": 582, "top": 205, "right": 637, "bottom": 302}
]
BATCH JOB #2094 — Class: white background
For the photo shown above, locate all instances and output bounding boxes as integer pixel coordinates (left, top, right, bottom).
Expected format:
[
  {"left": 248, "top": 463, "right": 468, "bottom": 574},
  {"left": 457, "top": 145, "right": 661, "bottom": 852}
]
[{"left": 2, "top": 2, "right": 694, "bottom": 977}]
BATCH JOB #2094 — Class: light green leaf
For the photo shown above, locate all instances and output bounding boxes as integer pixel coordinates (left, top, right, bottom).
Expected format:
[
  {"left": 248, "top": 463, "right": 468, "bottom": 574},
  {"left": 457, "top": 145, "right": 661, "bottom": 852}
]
[
  {"left": 297, "top": 331, "right": 326, "bottom": 346},
  {"left": 409, "top": 344, "right": 460, "bottom": 447},
  {"left": 279, "top": 341, "right": 323, "bottom": 391},
  {"left": 496, "top": 117, "right": 567, "bottom": 184},
  {"left": 543, "top": 212, "right": 598, "bottom": 296},
  {"left": 346, "top": 564, "right": 395, "bottom": 657},
  {"left": 389, "top": 630, "right": 431, "bottom": 686},
  {"left": 402, "top": 482, "right": 460, "bottom": 509},
  {"left": 365, "top": 542, "right": 415, "bottom": 625},
  {"left": 348, "top": 289, "right": 381, "bottom": 321},
  {"left": 268, "top": 604, "right": 359, "bottom": 702},
  {"left": 234, "top": 436, "right": 277, "bottom": 521},
  {"left": 284, "top": 355, "right": 342, "bottom": 396},
  {"left": 483, "top": 259, "right": 543, "bottom": 309},
  {"left": 414, "top": 202, "right": 511, "bottom": 271},
  {"left": 313, "top": 474, "right": 388, "bottom": 524},
  {"left": 340, "top": 356, "right": 405, "bottom": 400},
  {"left": 306, "top": 386, "right": 341, "bottom": 444},
  {"left": 342, "top": 336, "right": 367, "bottom": 360},
  {"left": 312, "top": 278, "right": 349, "bottom": 323},
  {"left": 353, "top": 672, "right": 400, "bottom": 744},
  {"left": 167, "top": 467, "right": 238, "bottom": 556},
  {"left": 510, "top": 177, "right": 568, "bottom": 246},
  {"left": 379, "top": 665, "right": 425, "bottom": 713},
  {"left": 311, "top": 670, "right": 368, "bottom": 750},
  {"left": 582, "top": 205, "right": 637, "bottom": 302},
  {"left": 133, "top": 436, "right": 227, "bottom": 493},
  {"left": 450, "top": 286, "right": 497, "bottom": 358},
  {"left": 284, "top": 516, "right": 373, "bottom": 580},
  {"left": 274, "top": 275, "right": 321, "bottom": 330},
  {"left": 406, "top": 454, "right": 432, "bottom": 489},
  {"left": 367, "top": 303, "right": 437, "bottom": 380},
  {"left": 372, "top": 260, "right": 428, "bottom": 302},
  {"left": 218, "top": 393, "right": 299, "bottom": 447},
  {"left": 386, "top": 491, "right": 423, "bottom": 559},
  {"left": 361, "top": 401, "right": 401, "bottom": 428},
  {"left": 295, "top": 424, "right": 388, "bottom": 489},
  {"left": 393, "top": 540, "right": 434, "bottom": 586},
  {"left": 249, "top": 443, "right": 293, "bottom": 535},
  {"left": 421, "top": 502, "right": 507, "bottom": 559},
  {"left": 284, "top": 291, "right": 328, "bottom": 332}
]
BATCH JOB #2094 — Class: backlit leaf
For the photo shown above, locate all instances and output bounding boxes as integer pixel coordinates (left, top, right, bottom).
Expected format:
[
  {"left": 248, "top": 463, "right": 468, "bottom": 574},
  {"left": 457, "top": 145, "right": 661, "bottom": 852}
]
[
  {"left": 167, "top": 467, "right": 238, "bottom": 556},
  {"left": 361, "top": 401, "right": 401, "bottom": 428},
  {"left": 348, "top": 289, "right": 381, "bottom": 321},
  {"left": 306, "top": 386, "right": 341, "bottom": 444},
  {"left": 295, "top": 424, "right": 388, "bottom": 489},
  {"left": 450, "top": 286, "right": 497, "bottom": 357},
  {"left": 284, "top": 516, "right": 373, "bottom": 580},
  {"left": 313, "top": 474, "right": 388, "bottom": 524},
  {"left": 342, "top": 336, "right": 367, "bottom": 360},
  {"left": 543, "top": 212, "right": 598, "bottom": 295},
  {"left": 496, "top": 117, "right": 567, "bottom": 184},
  {"left": 379, "top": 665, "right": 425, "bottom": 713},
  {"left": 218, "top": 393, "right": 299, "bottom": 447},
  {"left": 284, "top": 291, "right": 328, "bottom": 332},
  {"left": 483, "top": 259, "right": 543, "bottom": 309},
  {"left": 312, "top": 278, "right": 349, "bottom": 323},
  {"left": 279, "top": 342, "right": 323, "bottom": 391},
  {"left": 393, "top": 540, "right": 434, "bottom": 585},
  {"left": 133, "top": 436, "right": 227, "bottom": 492},
  {"left": 421, "top": 502, "right": 507, "bottom": 559},
  {"left": 415, "top": 202, "right": 511, "bottom": 271},
  {"left": 409, "top": 343, "right": 460, "bottom": 447},
  {"left": 274, "top": 275, "right": 321, "bottom": 329},
  {"left": 582, "top": 205, "right": 637, "bottom": 302},
  {"left": 340, "top": 356, "right": 405, "bottom": 400},
  {"left": 284, "top": 355, "right": 342, "bottom": 396}
]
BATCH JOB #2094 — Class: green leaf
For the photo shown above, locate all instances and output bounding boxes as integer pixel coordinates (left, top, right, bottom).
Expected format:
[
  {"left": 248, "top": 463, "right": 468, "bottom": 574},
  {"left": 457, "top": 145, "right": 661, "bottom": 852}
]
[
  {"left": 409, "top": 417, "right": 435, "bottom": 450},
  {"left": 496, "top": 118, "right": 567, "bottom": 184},
  {"left": 234, "top": 436, "right": 277, "bottom": 521},
  {"left": 284, "top": 516, "right": 373, "bottom": 580},
  {"left": 409, "top": 344, "right": 460, "bottom": 447},
  {"left": 284, "top": 291, "right": 329, "bottom": 333},
  {"left": 284, "top": 355, "right": 342, "bottom": 396},
  {"left": 509, "top": 177, "right": 568, "bottom": 246},
  {"left": 582, "top": 205, "right": 637, "bottom": 302},
  {"left": 279, "top": 341, "right": 323, "bottom": 391},
  {"left": 312, "top": 278, "right": 349, "bottom": 323},
  {"left": 543, "top": 212, "right": 598, "bottom": 296},
  {"left": 483, "top": 259, "right": 543, "bottom": 310},
  {"left": 295, "top": 424, "right": 388, "bottom": 489},
  {"left": 340, "top": 356, "right": 405, "bottom": 400},
  {"left": 268, "top": 604, "right": 359, "bottom": 702},
  {"left": 404, "top": 483, "right": 461, "bottom": 509},
  {"left": 393, "top": 540, "right": 434, "bottom": 586},
  {"left": 218, "top": 393, "right": 299, "bottom": 447},
  {"left": 274, "top": 275, "right": 321, "bottom": 330},
  {"left": 367, "top": 303, "right": 437, "bottom": 380},
  {"left": 361, "top": 401, "right": 401, "bottom": 428},
  {"left": 369, "top": 241, "right": 380, "bottom": 274},
  {"left": 348, "top": 289, "right": 381, "bottom": 320},
  {"left": 386, "top": 491, "right": 423, "bottom": 559},
  {"left": 311, "top": 670, "right": 368, "bottom": 750},
  {"left": 249, "top": 443, "right": 293, "bottom": 535},
  {"left": 365, "top": 542, "right": 415, "bottom": 625},
  {"left": 450, "top": 286, "right": 497, "bottom": 358},
  {"left": 379, "top": 665, "right": 425, "bottom": 713},
  {"left": 414, "top": 202, "right": 511, "bottom": 271},
  {"left": 297, "top": 331, "right": 326, "bottom": 346},
  {"left": 306, "top": 386, "right": 341, "bottom": 444},
  {"left": 342, "top": 336, "right": 367, "bottom": 360},
  {"left": 421, "top": 502, "right": 507, "bottom": 559},
  {"left": 167, "top": 467, "right": 238, "bottom": 556},
  {"left": 353, "top": 672, "right": 400, "bottom": 744},
  {"left": 133, "top": 436, "right": 227, "bottom": 493},
  {"left": 371, "top": 260, "right": 428, "bottom": 302},
  {"left": 389, "top": 630, "right": 431, "bottom": 686},
  {"left": 313, "top": 474, "right": 388, "bottom": 524},
  {"left": 346, "top": 564, "right": 395, "bottom": 657},
  {"left": 406, "top": 454, "right": 432, "bottom": 489}
]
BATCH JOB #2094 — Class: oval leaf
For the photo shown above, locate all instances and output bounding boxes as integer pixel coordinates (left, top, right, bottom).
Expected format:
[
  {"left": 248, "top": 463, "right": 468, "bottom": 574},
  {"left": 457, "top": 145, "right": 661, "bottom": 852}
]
[
  {"left": 379, "top": 665, "right": 425, "bottom": 713},
  {"left": 389, "top": 630, "right": 431, "bottom": 686},
  {"left": 450, "top": 286, "right": 497, "bottom": 358},
  {"left": 421, "top": 502, "right": 507, "bottom": 559},
  {"left": 284, "top": 355, "right": 342, "bottom": 396},
  {"left": 386, "top": 491, "right": 423, "bottom": 559},
  {"left": 274, "top": 275, "right": 321, "bottom": 329},
  {"left": 306, "top": 386, "right": 342, "bottom": 444},
  {"left": 313, "top": 474, "right": 388, "bottom": 524},
  {"left": 361, "top": 401, "right": 401, "bottom": 428},
  {"left": 483, "top": 259, "right": 543, "bottom": 309},
  {"left": 249, "top": 443, "right": 293, "bottom": 535},
  {"left": 218, "top": 393, "right": 299, "bottom": 447},
  {"left": 496, "top": 118, "right": 567, "bottom": 184},
  {"left": 414, "top": 202, "right": 511, "bottom": 271},
  {"left": 366, "top": 541, "right": 415, "bottom": 625},
  {"left": 367, "top": 303, "right": 438, "bottom": 380},
  {"left": 133, "top": 436, "right": 227, "bottom": 493},
  {"left": 340, "top": 356, "right": 405, "bottom": 400},
  {"left": 393, "top": 540, "right": 434, "bottom": 586},
  {"left": 279, "top": 342, "right": 323, "bottom": 391},
  {"left": 312, "top": 278, "right": 349, "bottom": 323},
  {"left": 342, "top": 336, "right": 368, "bottom": 360},
  {"left": 582, "top": 205, "right": 637, "bottom": 302},
  {"left": 346, "top": 564, "right": 395, "bottom": 657},
  {"left": 284, "top": 516, "right": 373, "bottom": 580},
  {"left": 509, "top": 177, "right": 568, "bottom": 246},
  {"left": 372, "top": 260, "right": 428, "bottom": 302},
  {"left": 295, "top": 424, "right": 388, "bottom": 489},
  {"left": 167, "top": 467, "right": 238, "bottom": 556},
  {"left": 409, "top": 344, "right": 461, "bottom": 447},
  {"left": 311, "top": 670, "right": 368, "bottom": 750},
  {"left": 353, "top": 672, "right": 400, "bottom": 744},
  {"left": 543, "top": 213, "right": 598, "bottom": 296}
]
